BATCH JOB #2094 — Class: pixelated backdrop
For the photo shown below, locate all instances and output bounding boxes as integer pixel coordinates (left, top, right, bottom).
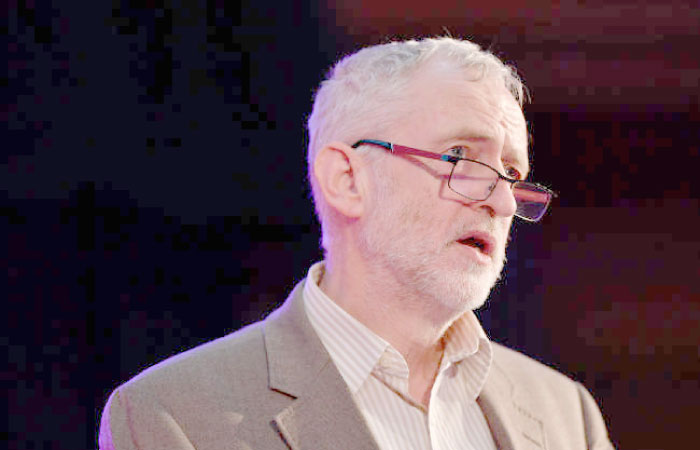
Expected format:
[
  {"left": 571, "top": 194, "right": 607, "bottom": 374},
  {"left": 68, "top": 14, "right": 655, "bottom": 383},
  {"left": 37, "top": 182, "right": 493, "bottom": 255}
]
[{"left": 4, "top": 1, "right": 699, "bottom": 449}]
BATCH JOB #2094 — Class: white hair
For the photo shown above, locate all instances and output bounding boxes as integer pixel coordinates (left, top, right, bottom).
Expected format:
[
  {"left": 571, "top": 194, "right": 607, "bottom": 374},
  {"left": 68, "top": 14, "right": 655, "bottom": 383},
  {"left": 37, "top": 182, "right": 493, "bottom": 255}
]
[{"left": 306, "top": 36, "right": 527, "bottom": 252}]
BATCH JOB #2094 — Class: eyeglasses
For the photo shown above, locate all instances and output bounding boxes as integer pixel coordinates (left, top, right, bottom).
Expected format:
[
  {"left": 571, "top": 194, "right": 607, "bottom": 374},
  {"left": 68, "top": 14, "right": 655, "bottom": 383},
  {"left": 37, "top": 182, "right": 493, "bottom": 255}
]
[{"left": 351, "top": 139, "right": 555, "bottom": 222}]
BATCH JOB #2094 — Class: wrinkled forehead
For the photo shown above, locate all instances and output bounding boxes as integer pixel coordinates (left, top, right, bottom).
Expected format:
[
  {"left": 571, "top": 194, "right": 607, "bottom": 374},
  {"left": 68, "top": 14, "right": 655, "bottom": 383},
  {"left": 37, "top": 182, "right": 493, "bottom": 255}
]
[
  {"left": 407, "top": 64, "right": 529, "bottom": 151},
  {"left": 497, "top": 90, "right": 529, "bottom": 149}
]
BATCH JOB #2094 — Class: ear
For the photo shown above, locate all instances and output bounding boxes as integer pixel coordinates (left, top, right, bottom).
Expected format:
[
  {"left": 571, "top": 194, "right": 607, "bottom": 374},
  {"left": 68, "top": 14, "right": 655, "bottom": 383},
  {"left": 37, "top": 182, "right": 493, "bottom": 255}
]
[{"left": 313, "top": 141, "right": 367, "bottom": 219}]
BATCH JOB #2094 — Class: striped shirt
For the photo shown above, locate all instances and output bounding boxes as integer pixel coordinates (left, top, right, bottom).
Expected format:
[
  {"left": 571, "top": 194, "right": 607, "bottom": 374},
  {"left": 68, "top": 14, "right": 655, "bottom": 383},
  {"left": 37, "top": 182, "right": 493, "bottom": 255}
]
[{"left": 303, "top": 262, "right": 498, "bottom": 450}]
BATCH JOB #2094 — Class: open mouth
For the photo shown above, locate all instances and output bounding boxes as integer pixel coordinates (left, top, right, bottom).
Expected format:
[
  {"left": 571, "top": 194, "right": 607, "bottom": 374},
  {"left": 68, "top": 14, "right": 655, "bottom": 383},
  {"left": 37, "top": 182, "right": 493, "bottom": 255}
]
[
  {"left": 459, "top": 237, "right": 486, "bottom": 251},
  {"left": 457, "top": 233, "right": 493, "bottom": 257}
]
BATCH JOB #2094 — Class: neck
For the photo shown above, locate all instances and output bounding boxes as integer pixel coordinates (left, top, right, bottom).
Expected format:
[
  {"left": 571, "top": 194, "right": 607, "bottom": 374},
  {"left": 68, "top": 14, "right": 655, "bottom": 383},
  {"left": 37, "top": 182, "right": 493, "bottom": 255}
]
[{"left": 320, "top": 251, "right": 464, "bottom": 406}]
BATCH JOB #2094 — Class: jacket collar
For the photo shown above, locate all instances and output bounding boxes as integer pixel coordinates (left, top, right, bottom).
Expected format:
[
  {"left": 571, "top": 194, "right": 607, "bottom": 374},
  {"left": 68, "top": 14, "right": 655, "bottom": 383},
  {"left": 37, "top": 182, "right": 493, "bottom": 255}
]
[
  {"left": 263, "top": 281, "right": 380, "bottom": 450},
  {"left": 263, "top": 279, "right": 546, "bottom": 450},
  {"left": 479, "top": 356, "right": 547, "bottom": 450}
]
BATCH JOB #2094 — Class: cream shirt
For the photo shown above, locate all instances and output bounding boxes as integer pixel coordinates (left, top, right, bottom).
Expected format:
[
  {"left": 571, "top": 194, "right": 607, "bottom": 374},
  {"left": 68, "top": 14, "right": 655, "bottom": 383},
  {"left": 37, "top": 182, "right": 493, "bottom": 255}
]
[{"left": 303, "top": 262, "right": 498, "bottom": 450}]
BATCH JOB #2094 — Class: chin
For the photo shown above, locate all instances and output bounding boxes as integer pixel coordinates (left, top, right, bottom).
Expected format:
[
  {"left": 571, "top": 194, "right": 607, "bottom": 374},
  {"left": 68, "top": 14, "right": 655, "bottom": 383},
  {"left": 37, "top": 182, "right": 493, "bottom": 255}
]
[
  {"left": 450, "top": 248, "right": 507, "bottom": 307},
  {"left": 406, "top": 255, "right": 504, "bottom": 315},
  {"left": 438, "top": 270, "right": 499, "bottom": 312}
]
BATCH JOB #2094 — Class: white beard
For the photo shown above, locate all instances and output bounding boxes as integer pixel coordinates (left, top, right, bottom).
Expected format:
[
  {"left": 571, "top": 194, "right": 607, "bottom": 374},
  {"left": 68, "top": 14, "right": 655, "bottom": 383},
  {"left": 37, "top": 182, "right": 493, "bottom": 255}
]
[{"left": 357, "top": 168, "right": 506, "bottom": 315}]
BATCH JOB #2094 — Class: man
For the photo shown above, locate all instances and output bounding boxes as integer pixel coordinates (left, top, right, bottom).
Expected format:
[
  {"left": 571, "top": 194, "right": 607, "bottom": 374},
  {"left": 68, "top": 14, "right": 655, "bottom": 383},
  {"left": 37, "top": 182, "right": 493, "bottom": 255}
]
[{"left": 99, "top": 37, "right": 614, "bottom": 449}]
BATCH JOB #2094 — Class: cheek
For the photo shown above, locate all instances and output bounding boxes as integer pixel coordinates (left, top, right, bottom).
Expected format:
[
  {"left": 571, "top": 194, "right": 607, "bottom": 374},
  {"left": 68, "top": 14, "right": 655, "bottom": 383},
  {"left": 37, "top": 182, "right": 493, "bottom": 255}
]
[
  {"left": 495, "top": 220, "right": 513, "bottom": 252},
  {"left": 402, "top": 193, "right": 453, "bottom": 244},
  {"left": 374, "top": 163, "right": 454, "bottom": 234}
]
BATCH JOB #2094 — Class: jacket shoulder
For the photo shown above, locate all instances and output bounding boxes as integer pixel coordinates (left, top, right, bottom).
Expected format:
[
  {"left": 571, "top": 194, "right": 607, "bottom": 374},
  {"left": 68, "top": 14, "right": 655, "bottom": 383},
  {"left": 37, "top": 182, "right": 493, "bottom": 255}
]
[
  {"left": 489, "top": 342, "right": 614, "bottom": 449},
  {"left": 119, "top": 321, "right": 267, "bottom": 396},
  {"left": 491, "top": 342, "right": 575, "bottom": 386},
  {"left": 99, "top": 321, "right": 290, "bottom": 449},
  {"left": 490, "top": 341, "right": 586, "bottom": 406}
]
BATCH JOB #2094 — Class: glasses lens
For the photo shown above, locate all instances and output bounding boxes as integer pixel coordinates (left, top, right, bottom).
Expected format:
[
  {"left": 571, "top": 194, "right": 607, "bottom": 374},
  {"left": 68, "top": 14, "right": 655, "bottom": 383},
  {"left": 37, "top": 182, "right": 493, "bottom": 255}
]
[
  {"left": 449, "top": 160, "right": 553, "bottom": 222},
  {"left": 513, "top": 182, "right": 552, "bottom": 221},
  {"left": 448, "top": 160, "right": 498, "bottom": 201}
]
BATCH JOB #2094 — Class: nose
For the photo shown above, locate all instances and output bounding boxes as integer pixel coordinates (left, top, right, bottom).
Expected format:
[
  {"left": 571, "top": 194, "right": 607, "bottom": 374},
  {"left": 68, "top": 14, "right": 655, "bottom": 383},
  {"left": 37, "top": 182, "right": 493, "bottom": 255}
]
[{"left": 478, "top": 178, "right": 517, "bottom": 218}]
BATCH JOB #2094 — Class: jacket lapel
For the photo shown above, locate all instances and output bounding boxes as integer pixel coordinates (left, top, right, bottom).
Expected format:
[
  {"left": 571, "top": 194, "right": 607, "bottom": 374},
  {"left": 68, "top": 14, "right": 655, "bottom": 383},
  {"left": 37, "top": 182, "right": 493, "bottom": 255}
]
[
  {"left": 262, "top": 279, "right": 548, "bottom": 450},
  {"left": 479, "top": 362, "right": 547, "bottom": 450},
  {"left": 263, "top": 281, "right": 380, "bottom": 450}
]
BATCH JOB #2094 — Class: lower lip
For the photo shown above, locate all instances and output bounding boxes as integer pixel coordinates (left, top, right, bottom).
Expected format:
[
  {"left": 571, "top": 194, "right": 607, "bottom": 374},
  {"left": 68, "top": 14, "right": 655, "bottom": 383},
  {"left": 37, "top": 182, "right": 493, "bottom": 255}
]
[{"left": 457, "top": 243, "right": 492, "bottom": 264}]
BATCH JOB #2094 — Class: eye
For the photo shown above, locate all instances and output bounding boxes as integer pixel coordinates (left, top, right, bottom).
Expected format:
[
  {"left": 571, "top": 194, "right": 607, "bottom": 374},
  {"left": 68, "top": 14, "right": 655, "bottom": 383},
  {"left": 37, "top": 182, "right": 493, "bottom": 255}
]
[
  {"left": 448, "top": 146, "right": 468, "bottom": 157},
  {"left": 505, "top": 166, "right": 522, "bottom": 180}
]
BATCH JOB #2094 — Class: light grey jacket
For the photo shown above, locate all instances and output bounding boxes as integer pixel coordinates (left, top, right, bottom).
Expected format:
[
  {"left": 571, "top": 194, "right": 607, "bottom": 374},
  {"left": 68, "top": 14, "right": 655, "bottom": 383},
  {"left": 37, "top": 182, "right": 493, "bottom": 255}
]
[{"left": 99, "top": 280, "right": 615, "bottom": 450}]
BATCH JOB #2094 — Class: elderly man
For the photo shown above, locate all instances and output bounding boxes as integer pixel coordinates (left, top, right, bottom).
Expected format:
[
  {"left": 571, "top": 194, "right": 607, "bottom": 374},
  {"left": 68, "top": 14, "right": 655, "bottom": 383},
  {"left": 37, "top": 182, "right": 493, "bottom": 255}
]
[{"left": 99, "top": 37, "right": 614, "bottom": 449}]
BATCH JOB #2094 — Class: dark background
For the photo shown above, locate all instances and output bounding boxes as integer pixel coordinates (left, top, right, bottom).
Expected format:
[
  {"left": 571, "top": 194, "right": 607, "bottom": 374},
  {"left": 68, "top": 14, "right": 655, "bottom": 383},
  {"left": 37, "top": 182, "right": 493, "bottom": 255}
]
[{"left": 4, "top": 1, "right": 699, "bottom": 449}]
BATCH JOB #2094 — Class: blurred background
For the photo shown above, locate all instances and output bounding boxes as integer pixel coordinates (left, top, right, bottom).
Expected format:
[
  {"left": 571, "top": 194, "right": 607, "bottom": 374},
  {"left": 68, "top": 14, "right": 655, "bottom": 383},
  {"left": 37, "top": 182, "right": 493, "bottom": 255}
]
[{"left": 4, "top": 1, "right": 699, "bottom": 449}]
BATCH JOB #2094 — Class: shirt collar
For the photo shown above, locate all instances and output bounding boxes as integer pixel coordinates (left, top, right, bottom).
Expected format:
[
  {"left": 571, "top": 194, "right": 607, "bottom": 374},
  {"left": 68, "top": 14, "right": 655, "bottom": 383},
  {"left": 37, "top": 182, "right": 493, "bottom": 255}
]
[
  {"left": 304, "top": 262, "right": 389, "bottom": 393},
  {"left": 303, "top": 261, "right": 492, "bottom": 398},
  {"left": 442, "top": 312, "right": 493, "bottom": 401},
  {"left": 443, "top": 308, "right": 490, "bottom": 364}
]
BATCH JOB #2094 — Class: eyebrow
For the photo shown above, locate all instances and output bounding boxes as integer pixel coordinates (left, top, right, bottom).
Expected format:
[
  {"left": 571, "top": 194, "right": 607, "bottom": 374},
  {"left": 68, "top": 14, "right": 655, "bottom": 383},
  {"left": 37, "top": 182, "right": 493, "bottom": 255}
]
[
  {"left": 438, "top": 130, "right": 531, "bottom": 176},
  {"left": 441, "top": 129, "right": 497, "bottom": 145}
]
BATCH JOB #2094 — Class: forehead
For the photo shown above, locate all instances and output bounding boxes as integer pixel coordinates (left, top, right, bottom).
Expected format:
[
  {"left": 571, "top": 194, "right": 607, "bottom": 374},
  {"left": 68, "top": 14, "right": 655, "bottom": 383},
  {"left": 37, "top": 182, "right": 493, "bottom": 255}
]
[{"left": 398, "top": 66, "right": 529, "bottom": 165}]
